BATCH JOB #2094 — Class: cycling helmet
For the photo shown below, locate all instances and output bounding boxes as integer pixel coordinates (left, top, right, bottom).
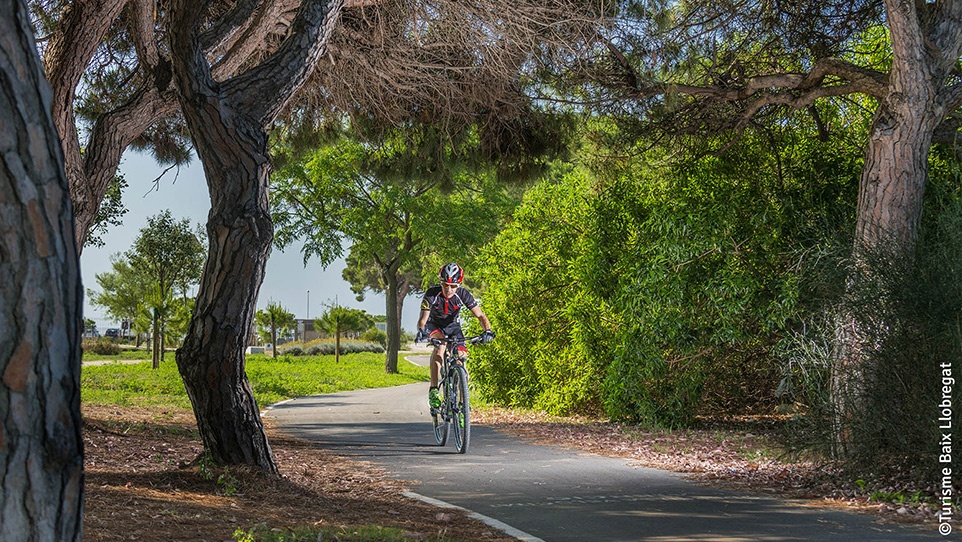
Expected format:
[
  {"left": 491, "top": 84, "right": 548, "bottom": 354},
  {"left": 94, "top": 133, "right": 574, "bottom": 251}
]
[{"left": 439, "top": 262, "right": 464, "bottom": 284}]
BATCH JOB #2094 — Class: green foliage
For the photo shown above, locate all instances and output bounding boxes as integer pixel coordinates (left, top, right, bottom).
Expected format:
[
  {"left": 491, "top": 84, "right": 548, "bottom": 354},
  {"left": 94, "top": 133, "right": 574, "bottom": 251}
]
[
  {"left": 271, "top": 121, "right": 519, "bottom": 372},
  {"left": 85, "top": 174, "right": 128, "bottom": 249},
  {"left": 255, "top": 301, "right": 297, "bottom": 357},
  {"left": 88, "top": 210, "right": 205, "bottom": 347},
  {"left": 474, "top": 116, "right": 862, "bottom": 426},
  {"left": 88, "top": 256, "right": 152, "bottom": 326},
  {"left": 280, "top": 346, "right": 304, "bottom": 356},
  {"left": 81, "top": 352, "right": 428, "bottom": 409},
  {"left": 779, "top": 146, "right": 962, "bottom": 474},
  {"left": 81, "top": 347, "right": 156, "bottom": 362},
  {"left": 360, "top": 328, "right": 387, "bottom": 347},
  {"left": 315, "top": 306, "right": 374, "bottom": 337},
  {"left": 281, "top": 340, "right": 384, "bottom": 357},
  {"left": 471, "top": 165, "right": 606, "bottom": 415},
  {"left": 127, "top": 210, "right": 206, "bottom": 300}
]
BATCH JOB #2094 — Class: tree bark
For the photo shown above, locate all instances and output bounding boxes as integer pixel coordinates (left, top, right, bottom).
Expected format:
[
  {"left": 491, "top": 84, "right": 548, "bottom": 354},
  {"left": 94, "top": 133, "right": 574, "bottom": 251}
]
[
  {"left": 383, "top": 272, "right": 402, "bottom": 374},
  {"left": 169, "top": 94, "right": 278, "bottom": 471},
  {"left": 168, "top": 0, "right": 342, "bottom": 472},
  {"left": 830, "top": 0, "right": 953, "bottom": 456},
  {"left": 0, "top": 1, "right": 85, "bottom": 538},
  {"left": 168, "top": 3, "right": 278, "bottom": 469}
]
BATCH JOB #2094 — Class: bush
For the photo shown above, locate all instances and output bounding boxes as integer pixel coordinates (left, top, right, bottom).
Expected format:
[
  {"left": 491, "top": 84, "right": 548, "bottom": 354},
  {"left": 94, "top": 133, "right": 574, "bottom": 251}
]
[
  {"left": 360, "top": 328, "right": 387, "bottom": 347},
  {"left": 280, "top": 346, "right": 304, "bottom": 356},
  {"left": 82, "top": 338, "right": 121, "bottom": 356},
  {"left": 281, "top": 340, "right": 385, "bottom": 356}
]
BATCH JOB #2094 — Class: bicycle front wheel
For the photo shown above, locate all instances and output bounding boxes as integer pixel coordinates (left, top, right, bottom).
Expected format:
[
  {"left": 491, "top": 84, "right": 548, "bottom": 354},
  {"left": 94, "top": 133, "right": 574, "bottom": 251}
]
[
  {"left": 450, "top": 365, "right": 470, "bottom": 454},
  {"left": 432, "top": 402, "right": 449, "bottom": 446}
]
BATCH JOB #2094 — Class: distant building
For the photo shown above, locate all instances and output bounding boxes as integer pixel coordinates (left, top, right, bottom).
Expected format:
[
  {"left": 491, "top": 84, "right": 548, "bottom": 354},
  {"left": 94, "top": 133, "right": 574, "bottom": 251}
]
[{"left": 296, "top": 319, "right": 321, "bottom": 342}]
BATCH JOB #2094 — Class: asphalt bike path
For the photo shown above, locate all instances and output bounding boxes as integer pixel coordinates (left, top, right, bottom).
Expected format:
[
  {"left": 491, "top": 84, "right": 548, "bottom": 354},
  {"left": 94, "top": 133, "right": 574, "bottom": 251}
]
[{"left": 264, "top": 380, "right": 941, "bottom": 541}]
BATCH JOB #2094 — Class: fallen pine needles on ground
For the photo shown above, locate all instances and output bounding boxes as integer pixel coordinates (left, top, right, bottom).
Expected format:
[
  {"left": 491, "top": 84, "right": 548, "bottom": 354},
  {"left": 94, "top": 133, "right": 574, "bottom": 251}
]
[
  {"left": 472, "top": 407, "right": 952, "bottom": 528},
  {"left": 82, "top": 404, "right": 514, "bottom": 542}
]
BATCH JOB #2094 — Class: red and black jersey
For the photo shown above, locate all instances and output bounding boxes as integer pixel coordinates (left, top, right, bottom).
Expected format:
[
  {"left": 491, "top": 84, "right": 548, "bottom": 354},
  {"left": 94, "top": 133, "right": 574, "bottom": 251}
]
[{"left": 420, "top": 285, "right": 478, "bottom": 327}]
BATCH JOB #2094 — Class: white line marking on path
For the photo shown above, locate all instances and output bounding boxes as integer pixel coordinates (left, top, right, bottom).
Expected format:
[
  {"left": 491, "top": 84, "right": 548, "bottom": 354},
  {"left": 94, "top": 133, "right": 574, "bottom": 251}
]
[{"left": 403, "top": 491, "right": 546, "bottom": 542}]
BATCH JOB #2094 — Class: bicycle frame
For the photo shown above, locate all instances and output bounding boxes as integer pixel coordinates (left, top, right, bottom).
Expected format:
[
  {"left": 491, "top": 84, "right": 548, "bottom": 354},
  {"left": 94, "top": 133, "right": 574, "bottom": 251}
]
[{"left": 426, "top": 334, "right": 484, "bottom": 454}]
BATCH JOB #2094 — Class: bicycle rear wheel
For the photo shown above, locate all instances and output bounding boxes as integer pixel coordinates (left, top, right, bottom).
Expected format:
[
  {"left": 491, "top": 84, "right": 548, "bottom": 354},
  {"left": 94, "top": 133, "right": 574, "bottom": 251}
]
[{"left": 450, "top": 365, "right": 470, "bottom": 454}]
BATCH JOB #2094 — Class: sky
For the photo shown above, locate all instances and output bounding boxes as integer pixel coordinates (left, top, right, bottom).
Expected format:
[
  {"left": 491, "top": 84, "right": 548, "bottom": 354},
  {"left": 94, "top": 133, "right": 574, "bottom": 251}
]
[{"left": 80, "top": 151, "right": 423, "bottom": 333}]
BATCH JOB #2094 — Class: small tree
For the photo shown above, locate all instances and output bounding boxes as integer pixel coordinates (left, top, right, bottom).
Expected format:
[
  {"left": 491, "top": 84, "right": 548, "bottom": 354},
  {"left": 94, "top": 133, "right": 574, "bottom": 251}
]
[
  {"left": 254, "top": 302, "right": 296, "bottom": 358},
  {"left": 314, "top": 305, "right": 374, "bottom": 364},
  {"left": 90, "top": 210, "right": 205, "bottom": 366},
  {"left": 272, "top": 124, "right": 518, "bottom": 373},
  {"left": 84, "top": 318, "right": 97, "bottom": 337},
  {"left": 88, "top": 256, "right": 151, "bottom": 340}
]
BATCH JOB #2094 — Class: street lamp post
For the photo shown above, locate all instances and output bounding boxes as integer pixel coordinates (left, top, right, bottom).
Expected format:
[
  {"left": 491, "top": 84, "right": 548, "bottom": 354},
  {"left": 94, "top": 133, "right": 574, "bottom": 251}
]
[{"left": 307, "top": 290, "right": 310, "bottom": 319}]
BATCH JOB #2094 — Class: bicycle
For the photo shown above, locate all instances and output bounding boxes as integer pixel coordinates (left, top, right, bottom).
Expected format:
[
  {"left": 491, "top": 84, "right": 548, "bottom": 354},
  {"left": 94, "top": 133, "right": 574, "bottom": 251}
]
[{"left": 423, "top": 334, "right": 486, "bottom": 454}]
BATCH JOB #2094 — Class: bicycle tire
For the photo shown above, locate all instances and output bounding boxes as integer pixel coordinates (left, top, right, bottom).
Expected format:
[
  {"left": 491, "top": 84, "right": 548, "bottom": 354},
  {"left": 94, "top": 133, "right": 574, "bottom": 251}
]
[
  {"left": 450, "top": 364, "right": 470, "bottom": 454},
  {"left": 432, "top": 391, "right": 449, "bottom": 446}
]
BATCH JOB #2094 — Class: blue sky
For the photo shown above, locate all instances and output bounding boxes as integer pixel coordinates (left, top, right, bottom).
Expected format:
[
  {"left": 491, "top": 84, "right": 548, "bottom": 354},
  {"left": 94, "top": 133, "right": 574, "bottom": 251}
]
[{"left": 80, "top": 151, "right": 422, "bottom": 333}]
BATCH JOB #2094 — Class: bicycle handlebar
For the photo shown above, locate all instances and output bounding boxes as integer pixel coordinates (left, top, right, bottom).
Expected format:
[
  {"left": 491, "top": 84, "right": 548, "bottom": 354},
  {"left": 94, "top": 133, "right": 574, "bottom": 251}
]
[{"left": 421, "top": 334, "right": 486, "bottom": 347}]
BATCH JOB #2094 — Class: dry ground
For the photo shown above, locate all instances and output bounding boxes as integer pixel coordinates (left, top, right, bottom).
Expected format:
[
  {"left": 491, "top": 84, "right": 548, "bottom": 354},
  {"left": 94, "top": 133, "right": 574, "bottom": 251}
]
[
  {"left": 83, "top": 404, "right": 946, "bottom": 541},
  {"left": 83, "top": 405, "right": 517, "bottom": 542}
]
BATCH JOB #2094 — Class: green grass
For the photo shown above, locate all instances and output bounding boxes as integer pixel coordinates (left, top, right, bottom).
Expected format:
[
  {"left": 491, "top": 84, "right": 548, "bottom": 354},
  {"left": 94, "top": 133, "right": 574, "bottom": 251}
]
[
  {"left": 81, "top": 346, "right": 157, "bottom": 361},
  {"left": 81, "top": 352, "right": 430, "bottom": 409}
]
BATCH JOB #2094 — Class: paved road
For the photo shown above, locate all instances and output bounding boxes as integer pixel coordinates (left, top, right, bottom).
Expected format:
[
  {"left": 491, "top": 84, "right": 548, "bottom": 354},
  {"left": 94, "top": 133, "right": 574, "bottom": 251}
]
[{"left": 264, "top": 383, "right": 942, "bottom": 541}]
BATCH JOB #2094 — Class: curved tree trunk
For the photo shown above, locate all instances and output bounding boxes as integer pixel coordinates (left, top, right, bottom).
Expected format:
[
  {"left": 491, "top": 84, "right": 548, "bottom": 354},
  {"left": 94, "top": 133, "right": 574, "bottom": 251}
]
[
  {"left": 171, "top": 103, "right": 278, "bottom": 472},
  {"left": 169, "top": 3, "right": 277, "bottom": 472},
  {"left": 1, "top": 3, "right": 85, "bottom": 538},
  {"left": 167, "top": 0, "right": 340, "bottom": 472}
]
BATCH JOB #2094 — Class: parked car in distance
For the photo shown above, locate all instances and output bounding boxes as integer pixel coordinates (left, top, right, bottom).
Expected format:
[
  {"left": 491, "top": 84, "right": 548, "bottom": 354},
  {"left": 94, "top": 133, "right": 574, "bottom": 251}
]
[{"left": 104, "top": 328, "right": 120, "bottom": 338}]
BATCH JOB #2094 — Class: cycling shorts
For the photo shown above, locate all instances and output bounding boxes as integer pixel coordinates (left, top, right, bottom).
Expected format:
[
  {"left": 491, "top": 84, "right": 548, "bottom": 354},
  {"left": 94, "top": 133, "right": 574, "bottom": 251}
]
[{"left": 425, "top": 320, "right": 467, "bottom": 355}]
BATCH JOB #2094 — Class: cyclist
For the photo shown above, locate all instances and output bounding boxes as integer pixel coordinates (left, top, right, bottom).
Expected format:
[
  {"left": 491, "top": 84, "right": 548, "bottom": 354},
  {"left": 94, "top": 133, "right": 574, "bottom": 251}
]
[{"left": 416, "top": 262, "right": 495, "bottom": 409}]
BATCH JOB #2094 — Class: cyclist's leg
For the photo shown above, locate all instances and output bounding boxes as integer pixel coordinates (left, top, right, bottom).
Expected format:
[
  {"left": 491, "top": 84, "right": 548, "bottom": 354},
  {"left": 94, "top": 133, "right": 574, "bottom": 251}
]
[
  {"left": 425, "top": 322, "right": 444, "bottom": 388},
  {"left": 425, "top": 324, "right": 448, "bottom": 409},
  {"left": 425, "top": 323, "right": 446, "bottom": 388}
]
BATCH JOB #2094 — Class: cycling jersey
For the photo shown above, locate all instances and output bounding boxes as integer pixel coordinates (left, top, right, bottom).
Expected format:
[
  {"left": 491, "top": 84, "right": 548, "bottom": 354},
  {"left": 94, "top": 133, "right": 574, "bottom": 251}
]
[{"left": 420, "top": 285, "right": 478, "bottom": 328}]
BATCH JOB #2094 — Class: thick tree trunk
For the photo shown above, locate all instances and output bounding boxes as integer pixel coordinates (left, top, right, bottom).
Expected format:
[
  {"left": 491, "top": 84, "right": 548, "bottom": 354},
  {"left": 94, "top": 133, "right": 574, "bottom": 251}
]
[
  {"left": 833, "top": 107, "right": 937, "bottom": 456},
  {"left": 384, "top": 272, "right": 402, "bottom": 374},
  {"left": 167, "top": 0, "right": 340, "bottom": 472},
  {"left": 1, "top": 3, "right": 85, "bottom": 538},
  {"left": 854, "top": 105, "right": 937, "bottom": 252},
  {"left": 172, "top": 112, "right": 278, "bottom": 472},
  {"left": 169, "top": 26, "right": 277, "bottom": 473},
  {"left": 834, "top": 6, "right": 944, "bottom": 454}
]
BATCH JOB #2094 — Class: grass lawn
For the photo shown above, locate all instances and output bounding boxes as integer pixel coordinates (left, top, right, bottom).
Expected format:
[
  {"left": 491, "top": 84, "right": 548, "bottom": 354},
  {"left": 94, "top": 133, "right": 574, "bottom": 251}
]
[{"left": 81, "top": 351, "right": 430, "bottom": 410}]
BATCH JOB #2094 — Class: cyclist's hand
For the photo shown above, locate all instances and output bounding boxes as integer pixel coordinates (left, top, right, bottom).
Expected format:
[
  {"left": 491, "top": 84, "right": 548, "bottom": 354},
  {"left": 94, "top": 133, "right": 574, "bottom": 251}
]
[
  {"left": 481, "top": 329, "right": 496, "bottom": 344},
  {"left": 415, "top": 328, "right": 428, "bottom": 343}
]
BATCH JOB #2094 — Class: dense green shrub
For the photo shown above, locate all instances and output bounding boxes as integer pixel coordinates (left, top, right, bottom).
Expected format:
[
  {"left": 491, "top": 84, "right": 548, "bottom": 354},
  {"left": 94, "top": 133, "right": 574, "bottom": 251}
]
[
  {"left": 474, "top": 121, "right": 861, "bottom": 426},
  {"left": 281, "top": 345, "right": 304, "bottom": 356},
  {"left": 281, "top": 340, "right": 385, "bottom": 356},
  {"left": 360, "top": 328, "right": 387, "bottom": 347},
  {"left": 82, "top": 338, "right": 122, "bottom": 356},
  {"left": 780, "top": 147, "right": 962, "bottom": 474},
  {"left": 472, "top": 165, "right": 607, "bottom": 415}
]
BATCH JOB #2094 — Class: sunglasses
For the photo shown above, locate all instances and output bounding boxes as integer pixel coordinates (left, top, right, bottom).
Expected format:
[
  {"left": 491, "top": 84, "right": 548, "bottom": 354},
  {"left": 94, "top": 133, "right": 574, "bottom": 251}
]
[{"left": 441, "top": 283, "right": 459, "bottom": 289}]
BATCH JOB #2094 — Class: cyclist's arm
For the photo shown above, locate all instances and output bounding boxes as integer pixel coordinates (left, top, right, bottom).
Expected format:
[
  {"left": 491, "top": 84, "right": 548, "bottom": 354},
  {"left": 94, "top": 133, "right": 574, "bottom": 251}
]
[
  {"left": 469, "top": 305, "right": 492, "bottom": 331},
  {"left": 417, "top": 309, "right": 430, "bottom": 330}
]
